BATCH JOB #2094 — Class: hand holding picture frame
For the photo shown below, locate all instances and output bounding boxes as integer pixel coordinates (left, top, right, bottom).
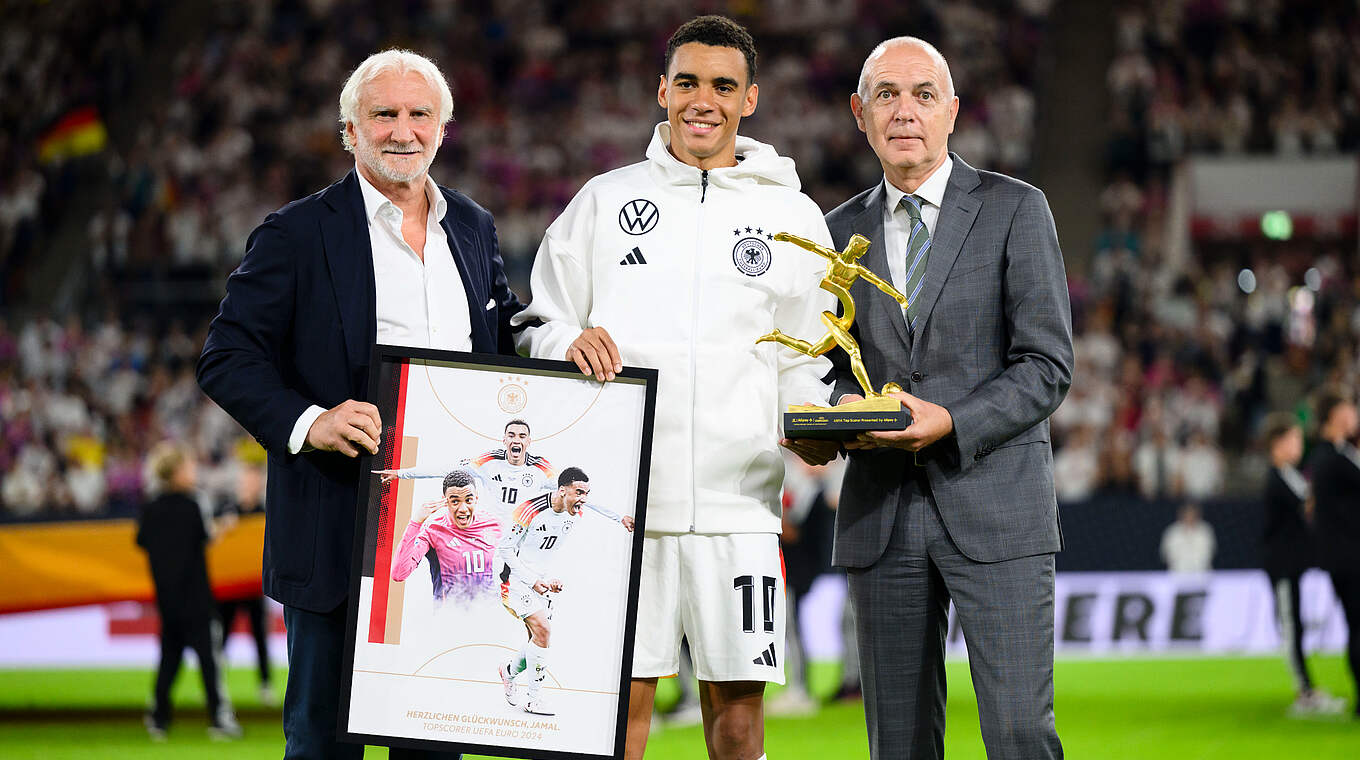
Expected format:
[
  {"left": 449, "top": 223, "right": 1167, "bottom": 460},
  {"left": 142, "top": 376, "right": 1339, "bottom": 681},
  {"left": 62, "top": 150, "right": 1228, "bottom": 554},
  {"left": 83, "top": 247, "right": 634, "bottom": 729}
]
[{"left": 340, "top": 346, "right": 656, "bottom": 759}]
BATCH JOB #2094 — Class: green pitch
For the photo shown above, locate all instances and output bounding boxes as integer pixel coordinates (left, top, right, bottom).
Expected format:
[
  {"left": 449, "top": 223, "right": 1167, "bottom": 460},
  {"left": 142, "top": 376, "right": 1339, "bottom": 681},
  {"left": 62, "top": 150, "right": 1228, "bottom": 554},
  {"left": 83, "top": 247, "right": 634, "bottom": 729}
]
[{"left": 0, "top": 657, "right": 1355, "bottom": 759}]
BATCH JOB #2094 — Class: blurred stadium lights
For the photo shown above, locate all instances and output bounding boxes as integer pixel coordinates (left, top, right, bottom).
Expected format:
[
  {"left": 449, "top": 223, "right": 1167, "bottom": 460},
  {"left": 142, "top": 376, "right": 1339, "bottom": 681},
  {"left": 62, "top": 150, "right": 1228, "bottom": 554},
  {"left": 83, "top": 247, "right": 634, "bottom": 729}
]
[{"left": 1261, "top": 210, "right": 1293, "bottom": 241}]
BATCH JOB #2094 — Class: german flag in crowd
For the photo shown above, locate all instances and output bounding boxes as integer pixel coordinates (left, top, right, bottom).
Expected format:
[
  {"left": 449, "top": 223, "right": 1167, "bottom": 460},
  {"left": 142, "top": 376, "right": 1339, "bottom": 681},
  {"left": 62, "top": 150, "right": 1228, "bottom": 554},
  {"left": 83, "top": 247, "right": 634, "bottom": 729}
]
[{"left": 37, "top": 105, "right": 108, "bottom": 164}]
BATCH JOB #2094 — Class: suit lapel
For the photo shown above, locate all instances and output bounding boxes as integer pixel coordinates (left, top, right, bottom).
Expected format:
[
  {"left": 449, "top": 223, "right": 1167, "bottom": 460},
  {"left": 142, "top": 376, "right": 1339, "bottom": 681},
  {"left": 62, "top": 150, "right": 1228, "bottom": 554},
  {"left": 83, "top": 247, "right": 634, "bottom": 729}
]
[
  {"left": 320, "top": 171, "right": 376, "bottom": 372},
  {"left": 438, "top": 196, "right": 492, "bottom": 352},
  {"left": 851, "top": 184, "right": 913, "bottom": 351},
  {"left": 909, "top": 156, "right": 981, "bottom": 359}
]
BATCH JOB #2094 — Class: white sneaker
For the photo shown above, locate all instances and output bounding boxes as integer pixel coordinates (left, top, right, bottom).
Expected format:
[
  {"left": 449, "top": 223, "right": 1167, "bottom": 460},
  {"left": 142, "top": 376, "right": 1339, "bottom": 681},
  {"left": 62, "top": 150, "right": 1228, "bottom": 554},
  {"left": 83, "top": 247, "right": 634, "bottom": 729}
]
[
  {"left": 499, "top": 663, "right": 518, "bottom": 705},
  {"left": 207, "top": 714, "right": 243, "bottom": 741},
  {"left": 523, "top": 696, "right": 555, "bottom": 716},
  {"left": 1289, "top": 689, "right": 1348, "bottom": 716},
  {"left": 259, "top": 685, "right": 279, "bottom": 707},
  {"left": 767, "top": 685, "right": 818, "bottom": 717},
  {"left": 143, "top": 712, "right": 168, "bottom": 743},
  {"left": 664, "top": 700, "right": 703, "bottom": 727}
]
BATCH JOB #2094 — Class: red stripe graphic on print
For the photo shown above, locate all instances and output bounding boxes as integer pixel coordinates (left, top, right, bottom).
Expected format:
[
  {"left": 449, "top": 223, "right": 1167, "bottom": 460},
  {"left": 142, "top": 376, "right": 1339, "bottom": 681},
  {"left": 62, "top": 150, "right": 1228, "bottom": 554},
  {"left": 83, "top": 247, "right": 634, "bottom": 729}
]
[
  {"left": 528, "top": 453, "right": 555, "bottom": 476},
  {"left": 469, "top": 450, "right": 501, "bottom": 466},
  {"left": 369, "top": 360, "right": 411, "bottom": 643},
  {"left": 512, "top": 494, "right": 551, "bottom": 528}
]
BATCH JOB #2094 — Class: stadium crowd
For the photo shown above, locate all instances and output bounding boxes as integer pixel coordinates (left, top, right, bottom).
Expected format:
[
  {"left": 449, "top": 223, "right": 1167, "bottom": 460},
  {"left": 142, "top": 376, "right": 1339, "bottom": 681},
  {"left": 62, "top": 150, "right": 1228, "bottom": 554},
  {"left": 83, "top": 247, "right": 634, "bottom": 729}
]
[
  {"left": 0, "top": 2, "right": 161, "bottom": 307},
  {"left": 76, "top": 0, "right": 1052, "bottom": 298},
  {"left": 1, "top": 0, "right": 1356, "bottom": 531},
  {"left": 3, "top": 0, "right": 1054, "bottom": 521},
  {"left": 0, "top": 314, "right": 253, "bottom": 519},
  {"left": 2, "top": 0, "right": 1358, "bottom": 738},
  {"left": 1048, "top": 0, "right": 1360, "bottom": 504}
]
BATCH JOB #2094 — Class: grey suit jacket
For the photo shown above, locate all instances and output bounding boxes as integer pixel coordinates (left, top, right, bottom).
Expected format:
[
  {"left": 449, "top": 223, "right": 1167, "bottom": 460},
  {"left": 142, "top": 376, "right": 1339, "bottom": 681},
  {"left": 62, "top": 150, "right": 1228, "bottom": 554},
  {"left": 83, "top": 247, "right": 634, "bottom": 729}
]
[{"left": 826, "top": 155, "right": 1073, "bottom": 567}]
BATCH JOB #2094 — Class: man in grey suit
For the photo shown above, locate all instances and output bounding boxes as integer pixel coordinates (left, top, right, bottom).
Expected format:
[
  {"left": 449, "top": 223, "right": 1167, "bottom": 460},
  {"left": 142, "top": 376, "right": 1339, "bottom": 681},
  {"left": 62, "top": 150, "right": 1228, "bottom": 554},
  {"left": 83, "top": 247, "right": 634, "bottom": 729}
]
[{"left": 786, "top": 37, "right": 1072, "bottom": 759}]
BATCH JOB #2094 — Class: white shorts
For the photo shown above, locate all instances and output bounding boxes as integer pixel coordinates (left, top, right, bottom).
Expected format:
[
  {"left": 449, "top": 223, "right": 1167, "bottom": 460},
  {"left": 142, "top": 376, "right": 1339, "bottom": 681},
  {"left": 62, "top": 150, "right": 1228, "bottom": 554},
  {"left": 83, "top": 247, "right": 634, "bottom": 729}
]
[
  {"left": 633, "top": 533, "right": 785, "bottom": 684},
  {"left": 501, "top": 577, "right": 553, "bottom": 621}
]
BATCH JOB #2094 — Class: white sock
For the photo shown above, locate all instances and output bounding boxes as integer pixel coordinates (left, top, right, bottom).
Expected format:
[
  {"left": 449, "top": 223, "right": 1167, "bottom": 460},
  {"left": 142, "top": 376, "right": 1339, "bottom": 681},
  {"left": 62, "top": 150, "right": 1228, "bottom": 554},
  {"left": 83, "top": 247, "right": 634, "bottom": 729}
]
[
  {"left": 510, "top": 640, "right": 530, "bottom": 676},
  {"left": 525, "top": 641, "right": 549, "bottom": 698}
]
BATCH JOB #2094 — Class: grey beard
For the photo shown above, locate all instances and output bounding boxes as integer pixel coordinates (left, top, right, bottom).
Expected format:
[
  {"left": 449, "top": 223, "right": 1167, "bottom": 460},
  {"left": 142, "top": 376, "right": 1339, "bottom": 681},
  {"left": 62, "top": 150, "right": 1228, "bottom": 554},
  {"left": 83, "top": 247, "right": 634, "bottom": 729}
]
[{"left": 358, "top": 142, "right": 433, "bottom": 184}]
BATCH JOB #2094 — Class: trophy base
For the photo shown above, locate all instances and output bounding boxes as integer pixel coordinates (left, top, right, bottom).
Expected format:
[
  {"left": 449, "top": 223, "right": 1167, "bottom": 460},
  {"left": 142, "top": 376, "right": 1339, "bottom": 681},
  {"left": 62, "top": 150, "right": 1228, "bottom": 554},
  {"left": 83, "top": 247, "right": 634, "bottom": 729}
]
[{"left": 783, "top": 396, "right": 911, "bottom": 441}]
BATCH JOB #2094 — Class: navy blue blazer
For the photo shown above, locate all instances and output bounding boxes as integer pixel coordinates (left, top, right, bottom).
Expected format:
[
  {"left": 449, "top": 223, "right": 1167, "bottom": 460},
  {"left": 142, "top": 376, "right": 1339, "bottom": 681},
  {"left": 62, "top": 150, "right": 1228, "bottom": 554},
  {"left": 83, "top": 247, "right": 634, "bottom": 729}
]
[{"left": 197, "top": 170, "right": 523, "bottom": 612}]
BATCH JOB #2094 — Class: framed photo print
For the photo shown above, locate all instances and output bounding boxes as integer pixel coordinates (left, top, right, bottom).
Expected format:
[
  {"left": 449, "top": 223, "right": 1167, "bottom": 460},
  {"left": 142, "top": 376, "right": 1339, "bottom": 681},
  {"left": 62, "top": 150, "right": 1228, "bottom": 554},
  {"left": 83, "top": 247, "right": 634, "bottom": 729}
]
[{"left": 340, "top": 346, "right": 657, "bottom": 759}]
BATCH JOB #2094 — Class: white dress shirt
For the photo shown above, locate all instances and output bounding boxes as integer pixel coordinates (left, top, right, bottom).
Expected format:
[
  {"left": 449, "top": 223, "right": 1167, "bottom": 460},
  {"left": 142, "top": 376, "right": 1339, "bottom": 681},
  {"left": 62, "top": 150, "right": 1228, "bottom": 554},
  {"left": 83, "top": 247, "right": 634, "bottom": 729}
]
[
  {"left": 288, "top": 170, "right": 472, "bottom": 453},
  {"left": 1160, "top": 520, "right": 1216, "bottom": 574},
  {"left": 880, "top": 155, "right": 953, "bottom": 313}
]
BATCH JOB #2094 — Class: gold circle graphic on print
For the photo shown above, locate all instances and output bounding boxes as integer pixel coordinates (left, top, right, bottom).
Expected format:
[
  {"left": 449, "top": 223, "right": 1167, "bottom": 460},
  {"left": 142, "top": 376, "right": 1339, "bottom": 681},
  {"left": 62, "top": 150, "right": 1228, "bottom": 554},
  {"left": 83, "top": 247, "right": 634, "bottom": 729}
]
[
  {"left": 423, "top": 365, "right": 604, "bottom": 441},
  {"left": 497, "top": 383, "right": 527, "bottom": 413},
  {"left": 396, "top": 642, "right": 618, "bottom": 694},
  {"left": 412, "top": 643, "right": 563, "bottom": 689}
]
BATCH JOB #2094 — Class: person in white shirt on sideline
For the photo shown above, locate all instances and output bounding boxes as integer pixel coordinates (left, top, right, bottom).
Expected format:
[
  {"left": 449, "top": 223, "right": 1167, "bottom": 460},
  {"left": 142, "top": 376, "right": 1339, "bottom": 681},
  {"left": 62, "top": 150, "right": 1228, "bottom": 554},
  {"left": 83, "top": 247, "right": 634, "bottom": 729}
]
[{"left": 1160, "top": 502, "right": 1215, "bottom": 574}]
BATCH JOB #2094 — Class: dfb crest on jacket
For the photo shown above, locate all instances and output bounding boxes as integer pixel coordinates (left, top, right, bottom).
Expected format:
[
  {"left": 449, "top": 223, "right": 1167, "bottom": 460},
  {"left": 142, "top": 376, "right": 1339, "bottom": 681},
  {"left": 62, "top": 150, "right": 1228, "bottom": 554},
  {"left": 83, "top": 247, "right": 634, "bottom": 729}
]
[{"left": 732, "top": 227, "right": 773, "bottom": 276}]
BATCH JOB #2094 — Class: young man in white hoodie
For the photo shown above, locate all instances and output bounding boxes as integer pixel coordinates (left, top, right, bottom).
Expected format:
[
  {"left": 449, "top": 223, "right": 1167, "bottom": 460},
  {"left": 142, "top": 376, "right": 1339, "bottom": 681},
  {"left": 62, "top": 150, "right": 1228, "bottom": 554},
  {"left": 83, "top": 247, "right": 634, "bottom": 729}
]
[{"left": 513, "top": 15, "right": 835, "bottom": 760}]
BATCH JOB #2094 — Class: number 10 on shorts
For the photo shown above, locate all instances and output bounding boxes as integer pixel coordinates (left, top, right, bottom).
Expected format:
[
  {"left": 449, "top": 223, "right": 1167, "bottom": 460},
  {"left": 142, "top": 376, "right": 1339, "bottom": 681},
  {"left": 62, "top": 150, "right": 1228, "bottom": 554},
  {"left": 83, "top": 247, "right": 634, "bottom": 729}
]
[{"left": 733, "top": 575, "right": 777, "bottom": 633}]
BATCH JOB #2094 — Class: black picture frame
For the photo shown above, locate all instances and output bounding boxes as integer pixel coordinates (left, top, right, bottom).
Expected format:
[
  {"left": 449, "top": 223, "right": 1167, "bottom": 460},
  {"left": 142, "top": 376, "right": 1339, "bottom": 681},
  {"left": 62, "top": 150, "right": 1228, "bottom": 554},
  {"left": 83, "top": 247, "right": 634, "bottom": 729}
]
[{"left": 339, "top": 346, "right": 657, "bottom": 759}]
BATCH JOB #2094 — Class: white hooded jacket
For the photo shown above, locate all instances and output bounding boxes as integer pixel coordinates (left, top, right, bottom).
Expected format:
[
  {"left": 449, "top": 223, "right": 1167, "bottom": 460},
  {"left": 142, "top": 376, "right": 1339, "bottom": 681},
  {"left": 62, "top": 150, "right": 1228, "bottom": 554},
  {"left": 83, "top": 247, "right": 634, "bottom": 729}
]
[{"left": 513, "top": 123, "right": 836, "bottom": 534}]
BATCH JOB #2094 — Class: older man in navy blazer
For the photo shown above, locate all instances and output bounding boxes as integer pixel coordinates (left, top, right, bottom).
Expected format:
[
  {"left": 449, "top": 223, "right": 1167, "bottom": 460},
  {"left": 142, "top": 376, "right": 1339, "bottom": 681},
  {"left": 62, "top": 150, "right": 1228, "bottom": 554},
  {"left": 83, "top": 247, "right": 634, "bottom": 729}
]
[
  {"left": 786, "top": 38, "right": 1073, "bottom": 759},
  {"left": 198, "top": 49, "right": 520, "bottom": 759}
]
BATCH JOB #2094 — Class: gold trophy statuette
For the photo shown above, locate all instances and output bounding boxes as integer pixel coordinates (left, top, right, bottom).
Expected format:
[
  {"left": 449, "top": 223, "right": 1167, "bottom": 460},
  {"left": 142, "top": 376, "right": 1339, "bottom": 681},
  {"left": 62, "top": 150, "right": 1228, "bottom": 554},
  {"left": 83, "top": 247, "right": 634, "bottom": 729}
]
[{"left": 756, "top": 232, "right": 911, "bottom": 440}]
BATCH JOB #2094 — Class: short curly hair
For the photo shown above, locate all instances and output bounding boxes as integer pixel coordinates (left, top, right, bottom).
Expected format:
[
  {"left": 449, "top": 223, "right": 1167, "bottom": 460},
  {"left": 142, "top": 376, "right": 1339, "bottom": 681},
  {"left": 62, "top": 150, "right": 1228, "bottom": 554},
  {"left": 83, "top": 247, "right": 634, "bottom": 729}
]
[
  {"left": 664, "top": 15, "right": 757, "bottom": 87},
  {"left": 557, "top": 466, "right": 589, "bottom": 488},
  {"left": 442, "top": 468, "right": 475, "bottom": 494}
]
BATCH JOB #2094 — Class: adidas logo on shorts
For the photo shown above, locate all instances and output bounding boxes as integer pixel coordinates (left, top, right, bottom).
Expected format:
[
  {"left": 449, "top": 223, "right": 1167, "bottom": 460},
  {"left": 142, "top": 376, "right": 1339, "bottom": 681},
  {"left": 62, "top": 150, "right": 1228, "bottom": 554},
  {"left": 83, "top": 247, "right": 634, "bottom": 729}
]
[{"left": 752, "top": 643, "right": 777, "bottom": 667}]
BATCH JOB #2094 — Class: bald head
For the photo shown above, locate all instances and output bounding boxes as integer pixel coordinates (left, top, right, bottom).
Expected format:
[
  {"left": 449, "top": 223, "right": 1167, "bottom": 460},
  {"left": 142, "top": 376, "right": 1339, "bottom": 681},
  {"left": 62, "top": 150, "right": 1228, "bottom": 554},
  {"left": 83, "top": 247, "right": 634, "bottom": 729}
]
[
  {"left": 856, "top": 37, "right": 954, "bottom": 101},
  {"left": 850, "top": 36, "right": 960, "bottom": 191}
]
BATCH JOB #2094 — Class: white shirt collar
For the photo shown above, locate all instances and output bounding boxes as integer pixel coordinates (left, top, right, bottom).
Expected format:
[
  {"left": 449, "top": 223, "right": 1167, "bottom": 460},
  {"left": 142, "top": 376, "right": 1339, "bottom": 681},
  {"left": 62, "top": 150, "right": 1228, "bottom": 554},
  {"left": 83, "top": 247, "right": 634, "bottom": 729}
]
[
  {"left": 1340, "top": 442, "right": 1360, "bottom": 470},
  {"left": 882, "top": 155, "right": 953, "bottom": 213},
  {"left": 354, "top": 167, "right": 447, "bottom": 225},
  {"left": 1278, "top": 464, "right": 1309, "bottom": 499}
]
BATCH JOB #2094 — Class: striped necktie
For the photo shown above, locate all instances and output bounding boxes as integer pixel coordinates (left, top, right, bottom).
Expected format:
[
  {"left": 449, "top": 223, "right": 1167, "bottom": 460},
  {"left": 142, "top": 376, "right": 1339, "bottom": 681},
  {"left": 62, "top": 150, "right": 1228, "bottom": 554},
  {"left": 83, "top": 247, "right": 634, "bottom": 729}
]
[{"left": 901, "top": 194, "right": 931, "bottom": 330}]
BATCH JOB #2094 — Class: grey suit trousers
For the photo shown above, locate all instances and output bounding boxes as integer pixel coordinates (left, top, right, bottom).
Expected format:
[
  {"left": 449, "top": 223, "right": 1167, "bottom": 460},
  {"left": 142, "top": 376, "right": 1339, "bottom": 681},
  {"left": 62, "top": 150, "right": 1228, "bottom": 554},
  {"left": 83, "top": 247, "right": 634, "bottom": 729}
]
[{"left": 847, "top": 477, "right": 1062, "bottom": 760}]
